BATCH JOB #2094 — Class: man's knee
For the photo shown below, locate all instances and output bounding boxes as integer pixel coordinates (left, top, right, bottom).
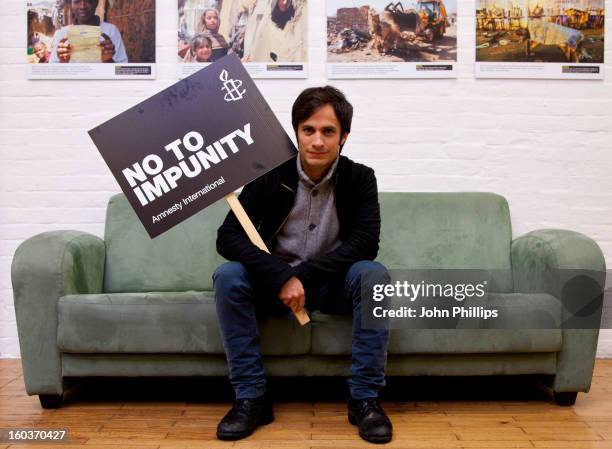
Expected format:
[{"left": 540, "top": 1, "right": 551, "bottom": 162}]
[
  {"left": 347, "top": 261, "right": 389, "bottom": 284},
  {"left": 346, "top": 261, "right": 390, "bottom": 301},
  {"left": 213, "top": 262, "right": 251, "bottom": 295}
]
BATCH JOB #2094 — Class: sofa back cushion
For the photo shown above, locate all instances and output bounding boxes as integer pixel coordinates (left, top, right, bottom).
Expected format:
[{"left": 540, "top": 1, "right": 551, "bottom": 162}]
[
  {"left": 104, "top": 194, "right": 227, "bottom": 292},
  {"left": 378, "top": 192, "right": 513, "bottom": 292},
  {"left": 104, "top": 192, "right": 513, "bottom": 293}
]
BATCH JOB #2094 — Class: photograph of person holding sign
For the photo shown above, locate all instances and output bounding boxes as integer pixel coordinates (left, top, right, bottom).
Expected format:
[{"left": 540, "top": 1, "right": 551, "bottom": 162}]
[
  {"left": 213, "top": 86, "right": 393, "bottom": 444},
  {"left": 50, "top": 0, "right": 128, "bottom": 63},
  {"left": 27, "top": 0, "right": 155, "bottom": 78}
]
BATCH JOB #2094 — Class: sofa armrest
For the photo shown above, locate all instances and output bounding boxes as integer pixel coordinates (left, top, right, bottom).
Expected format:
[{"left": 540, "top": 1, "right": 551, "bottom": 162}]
[
  {"left": 511, "top": 229, "right": 606, "bottom": 393},
  {"left": 512, "top": 229, "right": 605, "bottom": 292},
  {"left": 11, "top": 231, "right": 105, "bottom": 396}
]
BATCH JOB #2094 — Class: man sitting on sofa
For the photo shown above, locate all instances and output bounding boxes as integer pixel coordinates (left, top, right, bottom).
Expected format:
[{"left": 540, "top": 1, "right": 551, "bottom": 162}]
[{"left": 214, "top": 86, "right": 392, "bottom": 443}]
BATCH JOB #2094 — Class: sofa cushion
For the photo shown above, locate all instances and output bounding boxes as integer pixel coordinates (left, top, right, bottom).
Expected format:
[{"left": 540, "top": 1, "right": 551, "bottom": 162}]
[
  {"left": 104, "top": 192, "right": 514, "bottom": 293},
  {"left": 57, "top": 292, "right": 310, "bottom": 355},
  {"left": 378, "top": 193, "right": 513, "bottom": 292},
  {"left": 310, "top": 293, "right": 562, "bottom": 355},
  {"left": 103, "top": 194, "right": 228, "bottom": 293}
]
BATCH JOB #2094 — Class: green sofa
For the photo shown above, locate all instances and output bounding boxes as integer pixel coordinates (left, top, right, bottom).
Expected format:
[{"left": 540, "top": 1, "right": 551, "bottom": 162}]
[{"left": 11, "top": 192, "right": 606, "bottom": 409}]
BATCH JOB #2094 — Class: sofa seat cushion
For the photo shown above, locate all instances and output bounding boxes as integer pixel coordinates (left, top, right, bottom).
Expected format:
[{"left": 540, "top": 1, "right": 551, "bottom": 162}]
[
  {"left": 310, "top": 293, "right": 562, "bottom": 355},
  {"left": 57, "top": 292, "right": 310, "bottom": 355}
]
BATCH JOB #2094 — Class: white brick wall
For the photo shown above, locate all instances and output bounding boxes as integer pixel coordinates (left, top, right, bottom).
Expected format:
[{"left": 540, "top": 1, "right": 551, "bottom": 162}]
[{"left": 1, "top": 0, "right": 611, "bottom": 358}]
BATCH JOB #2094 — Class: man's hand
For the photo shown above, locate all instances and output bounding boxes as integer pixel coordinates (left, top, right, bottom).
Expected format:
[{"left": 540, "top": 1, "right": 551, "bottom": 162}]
[
  {"left": 99, "top": 33, "right": 115, "bottom": 63},
  {"left": 57, "top": 38, "right": 71, "bottom": 63},
  {"left": 278, "top": 276, "right": 305, "bottom": 312}
]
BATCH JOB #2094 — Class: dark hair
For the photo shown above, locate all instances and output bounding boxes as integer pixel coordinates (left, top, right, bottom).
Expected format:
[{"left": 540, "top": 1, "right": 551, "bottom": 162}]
[
  {"left": 190, "top": 33, "right": 213, "bottom": 59},
  {"left": 71, "top": 0, "right": 99, "bottom": 5},
  {"left": 292, "top": 86, "right": 353, "bottom": 145},
  {"left": 272, "top": 0, "right": 295, "bottom": 29}
]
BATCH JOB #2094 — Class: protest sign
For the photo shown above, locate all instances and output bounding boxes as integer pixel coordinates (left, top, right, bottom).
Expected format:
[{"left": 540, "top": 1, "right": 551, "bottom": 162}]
[
  {"left": 89, "top": 54, "right": 309, "bottom": 324},
  {"left": 89, "top": 54, "right": 297, "bottom": 237}
]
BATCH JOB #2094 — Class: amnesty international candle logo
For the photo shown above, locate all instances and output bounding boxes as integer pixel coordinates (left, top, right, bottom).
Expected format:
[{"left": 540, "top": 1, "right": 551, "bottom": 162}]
[
  {"left": 220, "top": 70, "right": 246, "bottom": 102},
  {"left": 89, "top": 54, "right": 297, "bottom": 238}
]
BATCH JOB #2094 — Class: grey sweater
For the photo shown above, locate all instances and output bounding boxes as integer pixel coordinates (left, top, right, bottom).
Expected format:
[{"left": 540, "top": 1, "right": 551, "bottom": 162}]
[{"left": 273, "top": 156, "right": 341, "bottom": 267}]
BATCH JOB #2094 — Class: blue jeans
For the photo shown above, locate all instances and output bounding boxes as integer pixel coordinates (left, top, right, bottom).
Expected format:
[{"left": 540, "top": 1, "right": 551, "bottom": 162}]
[{"left": 213, "top": 260, "right": 390, "bottom": 400}]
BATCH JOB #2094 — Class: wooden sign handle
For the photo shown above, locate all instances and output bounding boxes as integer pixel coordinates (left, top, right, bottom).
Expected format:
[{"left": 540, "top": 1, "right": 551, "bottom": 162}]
[{"left": 225, "top": 192, "right": 310, "bottom": 326}]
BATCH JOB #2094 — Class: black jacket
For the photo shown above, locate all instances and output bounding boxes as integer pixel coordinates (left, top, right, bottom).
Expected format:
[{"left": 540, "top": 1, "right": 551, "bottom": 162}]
[{"left": 216, "top": 155, "right": 381, "bottom": 298}]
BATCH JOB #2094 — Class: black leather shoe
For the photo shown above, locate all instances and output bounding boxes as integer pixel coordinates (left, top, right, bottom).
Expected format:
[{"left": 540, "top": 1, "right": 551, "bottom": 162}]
[
  {"left": 348, "top": 397, "right": 393, "bottom": 444},
  {"left": 216, "top": 394, "right": 274, "bottom": 440}
]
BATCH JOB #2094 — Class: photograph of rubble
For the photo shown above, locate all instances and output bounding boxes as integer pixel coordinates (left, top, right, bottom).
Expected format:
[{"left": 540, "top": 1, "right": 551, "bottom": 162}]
[
  {"left": 327, "top": 0, "right": 457, "bottom": 78},
  {"left": 178, "top": 0, "right": 307, "bottom": 78},
  {"left": 475, "top": 0, "right": 604, "bottom": 79}
]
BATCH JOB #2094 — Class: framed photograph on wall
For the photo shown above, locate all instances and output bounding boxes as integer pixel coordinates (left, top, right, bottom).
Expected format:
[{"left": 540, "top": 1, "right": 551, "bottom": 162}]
[
  {"left": 475, "top": 0, "right": 605, "bottom": 79},
  {"left": 327, "top": 0, "right": 457, "bottom": 78},
  {"left": 178, "top": 0, "right": 308, "bottom": 79},
  {"left": 26, "top": 0, "right": 156, "bottom": 79}
]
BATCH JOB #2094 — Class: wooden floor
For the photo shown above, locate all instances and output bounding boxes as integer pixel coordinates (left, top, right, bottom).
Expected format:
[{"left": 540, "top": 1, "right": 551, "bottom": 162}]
[{"left": 1, "top": 359, "right": 612, "bottom": 449}]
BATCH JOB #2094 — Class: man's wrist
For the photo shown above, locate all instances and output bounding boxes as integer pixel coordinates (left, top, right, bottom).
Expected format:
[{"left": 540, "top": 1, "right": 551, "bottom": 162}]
[
  {"left": 293, "top": 264, "right": 314, "bottom": 295},
  {"left": 272, "top": 265, "right": 298, "bottom": 299}
]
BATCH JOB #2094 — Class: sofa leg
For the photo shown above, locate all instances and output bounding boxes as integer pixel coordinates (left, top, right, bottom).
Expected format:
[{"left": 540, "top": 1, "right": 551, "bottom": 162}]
[
  {"left": 554, "top": 391, "right": 577, "bottom": 406},
  {"left": 39, "top": 394, "right": 62, "bottom": 409}
]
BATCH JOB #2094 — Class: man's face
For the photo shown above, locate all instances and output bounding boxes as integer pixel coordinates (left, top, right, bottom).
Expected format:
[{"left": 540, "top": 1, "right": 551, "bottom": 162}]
[
  {"left": 71, "top": 0, "right": 97, "bottom": 24},
  {"left": 297, "top": 104, "right": 347, "bottom": 176}
]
